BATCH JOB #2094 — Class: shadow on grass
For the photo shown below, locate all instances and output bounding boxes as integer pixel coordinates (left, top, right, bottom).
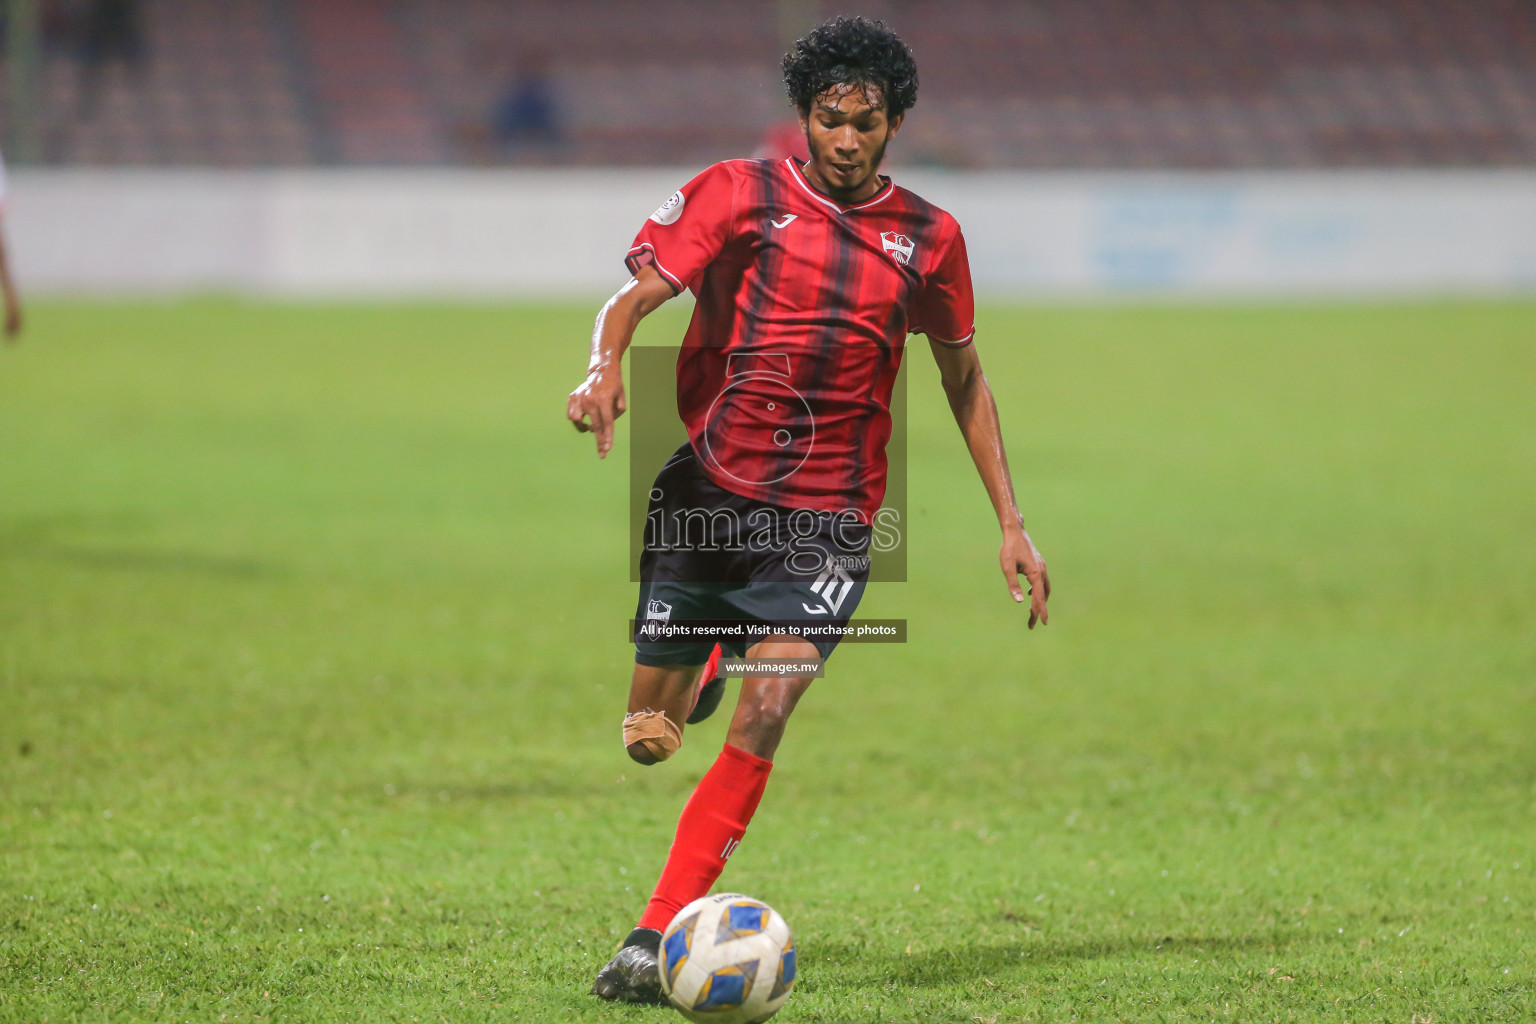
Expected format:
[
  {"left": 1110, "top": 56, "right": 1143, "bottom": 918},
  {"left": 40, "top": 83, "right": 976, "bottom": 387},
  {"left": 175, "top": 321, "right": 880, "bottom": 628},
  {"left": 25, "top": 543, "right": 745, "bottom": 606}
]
[
  {"left": 0, "top": 513, "right": 270, "bottom": 579},
  {"left": 351, "top": 775, "right": 622, "bottom": 804},
  {"left": 806, "top": 931, "right": 1295, "bottom": 990}
]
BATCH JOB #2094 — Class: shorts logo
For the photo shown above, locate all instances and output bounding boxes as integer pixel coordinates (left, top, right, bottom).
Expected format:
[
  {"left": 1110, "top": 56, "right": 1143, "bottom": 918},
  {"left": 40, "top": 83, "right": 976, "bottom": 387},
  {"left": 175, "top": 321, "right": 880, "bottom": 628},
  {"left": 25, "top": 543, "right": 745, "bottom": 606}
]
[
  {"left": 645, "top": 598, "right": 673, "bottom": 622},
  {"left": 881, "top": 231, "right": 915, "bottom": 266},
  {"left": 802, "top": 560, "right": 854, "bottom": 616},
  {"left": 650, "top": 190, "right": 686, "bottom": 225}
]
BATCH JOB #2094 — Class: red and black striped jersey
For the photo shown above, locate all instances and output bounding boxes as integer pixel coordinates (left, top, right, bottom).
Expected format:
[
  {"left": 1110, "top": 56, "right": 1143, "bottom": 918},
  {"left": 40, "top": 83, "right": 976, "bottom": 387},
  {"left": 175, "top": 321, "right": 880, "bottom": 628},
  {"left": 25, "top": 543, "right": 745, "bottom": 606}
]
[{"left": 626, "top": 157, "right": 975, "bottom": 521}]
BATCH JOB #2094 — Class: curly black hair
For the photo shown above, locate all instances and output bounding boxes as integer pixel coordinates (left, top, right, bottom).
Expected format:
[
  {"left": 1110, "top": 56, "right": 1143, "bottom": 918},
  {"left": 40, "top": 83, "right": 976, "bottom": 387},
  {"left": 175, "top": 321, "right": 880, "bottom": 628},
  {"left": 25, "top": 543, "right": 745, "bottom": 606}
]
[{"left": 782, "top": 16, "right": 918, "bottom": 118}]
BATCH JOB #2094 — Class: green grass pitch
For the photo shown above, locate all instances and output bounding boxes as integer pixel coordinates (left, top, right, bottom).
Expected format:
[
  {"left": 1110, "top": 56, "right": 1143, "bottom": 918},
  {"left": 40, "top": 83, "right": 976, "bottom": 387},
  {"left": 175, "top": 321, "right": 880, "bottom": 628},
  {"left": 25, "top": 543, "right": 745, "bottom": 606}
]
[{"left": 1, "top": 298, "right": 1532, "bottom": 1023}]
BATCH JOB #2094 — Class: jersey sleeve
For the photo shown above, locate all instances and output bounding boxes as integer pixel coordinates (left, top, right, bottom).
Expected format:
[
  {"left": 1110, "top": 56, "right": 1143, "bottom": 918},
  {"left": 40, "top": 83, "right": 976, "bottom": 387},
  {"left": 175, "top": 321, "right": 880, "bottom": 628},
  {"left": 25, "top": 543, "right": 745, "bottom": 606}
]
[
  {"left": 909, "top": 225, "right": 976, "bottom": 347},
  {"left": 624, "top": 162, "right": 738, "bottom": 294}
]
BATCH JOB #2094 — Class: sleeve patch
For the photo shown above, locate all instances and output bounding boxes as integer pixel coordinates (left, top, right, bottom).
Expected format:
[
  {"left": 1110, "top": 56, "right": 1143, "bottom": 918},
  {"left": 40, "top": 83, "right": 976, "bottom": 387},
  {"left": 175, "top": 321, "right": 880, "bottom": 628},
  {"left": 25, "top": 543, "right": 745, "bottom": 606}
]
[{"left": 649, "top": 190, "right": 685, "bottom": 225}]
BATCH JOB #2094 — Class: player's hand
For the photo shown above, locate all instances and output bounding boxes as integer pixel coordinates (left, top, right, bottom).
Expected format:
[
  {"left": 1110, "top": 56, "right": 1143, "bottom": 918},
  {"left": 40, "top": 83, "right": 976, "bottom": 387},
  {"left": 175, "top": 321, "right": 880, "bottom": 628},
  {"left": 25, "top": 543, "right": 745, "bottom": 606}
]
[
  {"left": 1000, "top": 526, "right": 1050, "bottom": 628},
  {"left": 567, "top": 366, "right": 627, "bottom": 459}
]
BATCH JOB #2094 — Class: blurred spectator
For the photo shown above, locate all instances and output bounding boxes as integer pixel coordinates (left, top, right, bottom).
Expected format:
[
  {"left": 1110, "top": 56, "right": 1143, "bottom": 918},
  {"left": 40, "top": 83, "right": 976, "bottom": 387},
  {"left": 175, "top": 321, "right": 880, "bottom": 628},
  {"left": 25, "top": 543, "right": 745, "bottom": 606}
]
[
  {"left": 0, "top": 150, "right": 23, "bottom": 341},
  {"left": 491, "top": 50, "right": 562, "bottom": 152}
]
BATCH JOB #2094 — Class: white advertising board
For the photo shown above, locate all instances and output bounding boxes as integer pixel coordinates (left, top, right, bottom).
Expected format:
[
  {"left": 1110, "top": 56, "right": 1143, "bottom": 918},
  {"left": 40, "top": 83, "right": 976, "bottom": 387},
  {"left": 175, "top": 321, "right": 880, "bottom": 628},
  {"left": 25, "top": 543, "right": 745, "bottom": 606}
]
[{"left": 10, "top": 168, "right": 1536, "bottom": 298}]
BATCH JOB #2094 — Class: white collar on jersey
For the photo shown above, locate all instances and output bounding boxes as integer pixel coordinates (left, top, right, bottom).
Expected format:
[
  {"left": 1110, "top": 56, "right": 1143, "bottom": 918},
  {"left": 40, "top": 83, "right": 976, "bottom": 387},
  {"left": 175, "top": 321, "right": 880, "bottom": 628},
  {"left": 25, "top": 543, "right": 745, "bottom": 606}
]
[{"left": 784, "top": 158, "right": 895, "bottom": 215}]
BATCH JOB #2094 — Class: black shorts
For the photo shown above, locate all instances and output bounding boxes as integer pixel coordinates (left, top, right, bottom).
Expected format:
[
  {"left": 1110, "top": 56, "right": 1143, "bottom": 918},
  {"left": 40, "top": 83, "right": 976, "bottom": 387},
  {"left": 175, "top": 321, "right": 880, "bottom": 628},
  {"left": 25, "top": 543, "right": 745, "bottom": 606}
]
[{"left": 634, "top": 444, "right": 871, "bottom": 666}]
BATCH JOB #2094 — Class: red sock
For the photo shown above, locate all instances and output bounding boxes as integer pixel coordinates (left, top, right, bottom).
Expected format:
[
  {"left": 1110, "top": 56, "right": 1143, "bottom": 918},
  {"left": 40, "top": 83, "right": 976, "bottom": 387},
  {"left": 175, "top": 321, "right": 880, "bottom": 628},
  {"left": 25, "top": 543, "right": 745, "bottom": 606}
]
[{"left": 636, "top": 743, "right": 773, "bottom": 932}]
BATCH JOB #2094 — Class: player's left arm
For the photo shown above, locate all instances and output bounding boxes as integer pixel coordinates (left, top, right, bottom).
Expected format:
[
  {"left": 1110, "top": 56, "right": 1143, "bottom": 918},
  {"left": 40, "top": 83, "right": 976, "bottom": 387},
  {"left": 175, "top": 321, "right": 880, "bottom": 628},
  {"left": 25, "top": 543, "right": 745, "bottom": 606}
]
[{"left": 929, "top": 339, "right": 1051, "bottom": 627}]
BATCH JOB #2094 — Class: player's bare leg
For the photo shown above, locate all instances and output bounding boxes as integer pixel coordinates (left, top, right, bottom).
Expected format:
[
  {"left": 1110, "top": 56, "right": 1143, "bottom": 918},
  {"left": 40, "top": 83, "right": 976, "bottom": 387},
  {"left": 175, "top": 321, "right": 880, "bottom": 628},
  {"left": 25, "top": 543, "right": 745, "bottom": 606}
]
[
  {"left": 727, "top": 636, "right": 820, "bottom": 759},
  {"left": 594, "top": 636, "right": 819, "bottom": 1003},
  {"left": 623, "top": 646, "right": 728, "bottom": 764},
  {"left": 623, "top": 662, "right": 703, "bottom": 766}
]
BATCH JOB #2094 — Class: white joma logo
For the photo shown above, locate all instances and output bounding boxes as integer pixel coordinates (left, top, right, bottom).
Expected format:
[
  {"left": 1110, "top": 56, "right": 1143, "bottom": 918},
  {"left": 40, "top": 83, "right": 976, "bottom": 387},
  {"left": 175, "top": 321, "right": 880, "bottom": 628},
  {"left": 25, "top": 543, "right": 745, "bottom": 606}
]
[{"left": 771, "top": 214, "right": 798, "bottom": 229}]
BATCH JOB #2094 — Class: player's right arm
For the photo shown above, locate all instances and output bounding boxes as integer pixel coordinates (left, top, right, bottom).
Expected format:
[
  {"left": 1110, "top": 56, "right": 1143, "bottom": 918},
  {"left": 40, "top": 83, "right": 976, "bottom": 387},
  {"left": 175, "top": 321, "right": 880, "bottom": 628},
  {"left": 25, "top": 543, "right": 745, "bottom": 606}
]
[
  {"left": 567, "top": 264, "right": 675, "bottom": 459},
  {"left": 570, "top": 162, "right": 739, "bottom": 458}
]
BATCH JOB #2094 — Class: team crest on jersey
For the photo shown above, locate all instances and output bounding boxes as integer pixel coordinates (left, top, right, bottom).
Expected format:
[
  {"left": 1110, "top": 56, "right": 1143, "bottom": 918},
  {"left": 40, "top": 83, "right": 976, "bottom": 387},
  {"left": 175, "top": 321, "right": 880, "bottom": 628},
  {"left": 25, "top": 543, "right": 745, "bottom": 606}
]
[
  {"left": 650, "top": 190, "right": 686, "bottom": 225},
  {"left": 881, "top": 231, "right": 915, "bottom": 265},
  {"left": 645, "top": 599, "right": 673, "bottom": 622}
]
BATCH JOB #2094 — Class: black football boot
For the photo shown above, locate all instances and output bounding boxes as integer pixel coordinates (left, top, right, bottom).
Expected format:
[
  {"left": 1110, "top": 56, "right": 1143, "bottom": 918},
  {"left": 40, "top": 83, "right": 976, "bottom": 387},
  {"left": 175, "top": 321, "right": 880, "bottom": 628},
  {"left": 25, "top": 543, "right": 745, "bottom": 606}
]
[
  {"left": 687, "top": 644, "right": 726, "bottom": 725},
  {"left": 591, "top": 926, "right": 666, "bottom": 1004}
]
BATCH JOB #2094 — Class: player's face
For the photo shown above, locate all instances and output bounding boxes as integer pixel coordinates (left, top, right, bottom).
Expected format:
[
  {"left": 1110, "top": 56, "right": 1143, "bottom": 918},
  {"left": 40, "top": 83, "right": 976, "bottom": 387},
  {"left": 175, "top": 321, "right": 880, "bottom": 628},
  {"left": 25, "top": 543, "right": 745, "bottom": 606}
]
[{"left": 798, "top": 84, "right": 903, "bottom": 203}]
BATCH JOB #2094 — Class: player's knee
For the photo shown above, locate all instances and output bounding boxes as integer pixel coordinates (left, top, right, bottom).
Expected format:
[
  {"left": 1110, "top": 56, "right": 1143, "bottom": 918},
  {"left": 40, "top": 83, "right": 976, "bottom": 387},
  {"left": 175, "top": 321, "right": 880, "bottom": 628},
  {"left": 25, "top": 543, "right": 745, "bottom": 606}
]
[
  {"left": 625, "top": 741, "right": 662, "bottom": 765},
  {"left": 622, "top": 708, "right": 682, "bottom": 765}
]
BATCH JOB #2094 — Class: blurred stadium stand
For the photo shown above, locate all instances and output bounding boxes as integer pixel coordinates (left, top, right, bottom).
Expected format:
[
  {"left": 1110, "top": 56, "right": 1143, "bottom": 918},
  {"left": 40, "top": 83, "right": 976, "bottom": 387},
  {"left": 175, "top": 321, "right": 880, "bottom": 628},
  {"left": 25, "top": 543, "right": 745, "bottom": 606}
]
[{"left": 3, "top": 0, "right": 1534, "bottom": 169}]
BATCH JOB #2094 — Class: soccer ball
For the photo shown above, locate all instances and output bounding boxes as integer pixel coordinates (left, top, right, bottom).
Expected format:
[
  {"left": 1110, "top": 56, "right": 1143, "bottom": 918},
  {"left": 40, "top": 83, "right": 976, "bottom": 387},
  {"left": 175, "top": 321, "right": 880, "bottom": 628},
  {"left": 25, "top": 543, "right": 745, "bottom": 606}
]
[{"left": 658, "top": 892, "right": 796, "bottom": 1024}]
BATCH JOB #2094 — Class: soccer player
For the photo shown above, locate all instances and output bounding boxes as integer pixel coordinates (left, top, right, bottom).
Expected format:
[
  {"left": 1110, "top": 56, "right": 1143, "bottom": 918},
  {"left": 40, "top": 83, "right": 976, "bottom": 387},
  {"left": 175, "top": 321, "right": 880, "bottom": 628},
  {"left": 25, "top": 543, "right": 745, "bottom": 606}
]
[{"left": 568, "top": 17, "right": 1051, "bottom": 1003}]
